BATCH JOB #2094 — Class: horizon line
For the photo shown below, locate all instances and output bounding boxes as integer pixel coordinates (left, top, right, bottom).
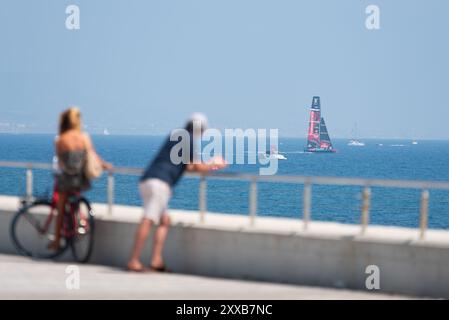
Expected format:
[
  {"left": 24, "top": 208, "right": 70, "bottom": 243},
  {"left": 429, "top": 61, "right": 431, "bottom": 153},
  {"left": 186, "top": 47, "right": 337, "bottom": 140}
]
[{"left": 1, "top": 132, "right": 449, "bottom": 141}]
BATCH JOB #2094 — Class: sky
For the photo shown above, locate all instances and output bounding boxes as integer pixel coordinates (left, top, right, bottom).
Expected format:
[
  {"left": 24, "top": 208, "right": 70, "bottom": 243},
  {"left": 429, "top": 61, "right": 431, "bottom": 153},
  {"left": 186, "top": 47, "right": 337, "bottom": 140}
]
[{"left": 0, "top": 0, "right": 448, "bottom": 139}]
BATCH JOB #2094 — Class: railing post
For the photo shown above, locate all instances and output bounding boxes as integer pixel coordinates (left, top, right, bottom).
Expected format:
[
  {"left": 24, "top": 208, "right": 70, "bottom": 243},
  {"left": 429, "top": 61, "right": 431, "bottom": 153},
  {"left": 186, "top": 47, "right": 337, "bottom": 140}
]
[
  {"left": 360, "top": 186, "right": 371, "bottom": 235},
  {"left": 26, "top": 168, "right": 33, "bottom": 203},
  {"left": 419, "top": 190, "right": 429, "bottom": 240},
  {"left": 303, "top": 182, "right": 312, "bottom": 231},
  {"left": 107, "top": 171, "right": 114, "bottom": 215},
  {"left": 249, "top": 178, "right": 258, "bottom": 226},
  {"left": 199, "top": 175, "right": 207, "bottom": 223}
]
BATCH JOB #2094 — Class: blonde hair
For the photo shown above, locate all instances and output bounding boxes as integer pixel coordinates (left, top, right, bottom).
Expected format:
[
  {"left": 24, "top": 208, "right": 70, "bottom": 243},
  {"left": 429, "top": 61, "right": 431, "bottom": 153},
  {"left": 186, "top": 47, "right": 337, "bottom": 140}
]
[{"left": 59, "top": 107, "right": 82, "bottom": 134}]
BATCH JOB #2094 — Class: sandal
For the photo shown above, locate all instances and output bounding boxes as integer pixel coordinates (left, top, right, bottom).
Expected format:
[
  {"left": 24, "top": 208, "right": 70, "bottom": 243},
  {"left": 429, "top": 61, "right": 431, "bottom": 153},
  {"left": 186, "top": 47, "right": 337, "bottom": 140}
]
[
  {"left": 149, "top": 265, "right": 172, "bottom": 273},
  {"left": 126, "top": 267, "right": 149, "bottom": 273},
  {"left": 126, "top": 262, "right": 150, "bottom": 273}
]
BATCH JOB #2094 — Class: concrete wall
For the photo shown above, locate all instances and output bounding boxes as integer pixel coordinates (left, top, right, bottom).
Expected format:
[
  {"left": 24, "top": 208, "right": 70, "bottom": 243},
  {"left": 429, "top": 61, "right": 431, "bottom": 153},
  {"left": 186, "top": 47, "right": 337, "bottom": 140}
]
[{"left": 1, "top": 195, "right": 449, "bottom": 298}]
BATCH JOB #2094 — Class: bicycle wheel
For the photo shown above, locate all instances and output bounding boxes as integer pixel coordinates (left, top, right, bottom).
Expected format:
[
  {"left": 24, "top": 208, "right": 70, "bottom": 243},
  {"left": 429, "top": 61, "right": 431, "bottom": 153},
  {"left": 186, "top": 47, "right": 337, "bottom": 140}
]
[
  {"left": 10, "top": 200, "right": 69, "bottom": 259},
  {"left": 69, "top": 198, "right": 95, "bottom": 263}
]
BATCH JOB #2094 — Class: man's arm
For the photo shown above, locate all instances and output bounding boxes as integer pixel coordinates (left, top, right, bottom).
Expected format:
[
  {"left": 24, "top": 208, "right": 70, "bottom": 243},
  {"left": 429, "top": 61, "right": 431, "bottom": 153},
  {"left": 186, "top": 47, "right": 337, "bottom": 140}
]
[
  {"left": 186, "top": 163, "right": 215, "bottom": 173},
  {"left": 186, "top": 156, "right": 227, "bottom": 173}
]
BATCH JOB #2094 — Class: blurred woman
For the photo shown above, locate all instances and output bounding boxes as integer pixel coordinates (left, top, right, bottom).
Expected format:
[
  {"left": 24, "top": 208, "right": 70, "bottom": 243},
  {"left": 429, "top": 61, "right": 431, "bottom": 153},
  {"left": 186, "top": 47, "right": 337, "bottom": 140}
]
[{"left": 48, "top": 107, "right": 112, "bottom": 251}]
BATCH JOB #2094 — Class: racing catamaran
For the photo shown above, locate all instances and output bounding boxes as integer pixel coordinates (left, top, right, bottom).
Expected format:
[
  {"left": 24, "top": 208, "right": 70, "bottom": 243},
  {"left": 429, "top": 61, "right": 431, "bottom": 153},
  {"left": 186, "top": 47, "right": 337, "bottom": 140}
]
[{"left": 304, "top": 96, "right": 336, "bottom": 153}]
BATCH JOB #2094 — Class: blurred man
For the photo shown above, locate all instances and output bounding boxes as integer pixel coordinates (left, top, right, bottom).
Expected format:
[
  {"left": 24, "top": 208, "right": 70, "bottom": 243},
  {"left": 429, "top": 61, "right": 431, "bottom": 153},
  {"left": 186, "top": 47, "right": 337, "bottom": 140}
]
[{"left": 127, "top": 113, "right": 227, "bottom": 272}]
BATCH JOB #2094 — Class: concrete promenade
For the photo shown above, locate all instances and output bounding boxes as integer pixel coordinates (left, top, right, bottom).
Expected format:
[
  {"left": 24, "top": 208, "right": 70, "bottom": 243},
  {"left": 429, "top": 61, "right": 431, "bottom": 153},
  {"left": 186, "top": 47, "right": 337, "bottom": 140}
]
[
  {"left": 0, "top": 254, "right": 414, "bottom": 299},
  {"left": 1, "top": 195, "right": 449, "bottom": 299}
]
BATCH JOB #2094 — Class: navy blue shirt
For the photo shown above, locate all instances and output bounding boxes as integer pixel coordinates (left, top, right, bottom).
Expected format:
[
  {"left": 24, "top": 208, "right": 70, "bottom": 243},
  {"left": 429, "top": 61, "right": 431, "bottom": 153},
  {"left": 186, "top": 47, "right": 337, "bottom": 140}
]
[{"left": 140, "top": 134, "right": 194, "bottom": 187}]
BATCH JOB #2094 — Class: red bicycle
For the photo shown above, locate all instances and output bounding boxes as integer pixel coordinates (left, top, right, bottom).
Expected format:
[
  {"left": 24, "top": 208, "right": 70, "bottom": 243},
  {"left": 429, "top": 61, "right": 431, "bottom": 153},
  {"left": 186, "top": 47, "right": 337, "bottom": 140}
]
[{"left": 10, "top": 183, "right": 95, "bottom": 263}]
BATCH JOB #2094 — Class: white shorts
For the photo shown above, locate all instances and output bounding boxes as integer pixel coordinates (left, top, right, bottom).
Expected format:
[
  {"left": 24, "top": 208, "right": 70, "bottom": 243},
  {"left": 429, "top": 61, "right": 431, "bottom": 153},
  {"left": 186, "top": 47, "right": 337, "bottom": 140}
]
[{"left": 139, "top": 178, "right": 172, "bottom": 224}]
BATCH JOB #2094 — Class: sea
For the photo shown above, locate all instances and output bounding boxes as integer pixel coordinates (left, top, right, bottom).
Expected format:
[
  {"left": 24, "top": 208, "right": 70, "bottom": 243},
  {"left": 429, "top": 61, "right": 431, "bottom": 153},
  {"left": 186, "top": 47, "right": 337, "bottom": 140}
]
[{"left": 1, "top": 133, "right": 449, "bottom": 230}]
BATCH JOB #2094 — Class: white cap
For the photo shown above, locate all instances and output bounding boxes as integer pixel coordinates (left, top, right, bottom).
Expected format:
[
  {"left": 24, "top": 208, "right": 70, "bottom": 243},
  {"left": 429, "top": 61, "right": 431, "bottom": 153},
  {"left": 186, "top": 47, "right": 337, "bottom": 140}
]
[{"left": 188, "top": 112, "right": 208, "bottom": 129}]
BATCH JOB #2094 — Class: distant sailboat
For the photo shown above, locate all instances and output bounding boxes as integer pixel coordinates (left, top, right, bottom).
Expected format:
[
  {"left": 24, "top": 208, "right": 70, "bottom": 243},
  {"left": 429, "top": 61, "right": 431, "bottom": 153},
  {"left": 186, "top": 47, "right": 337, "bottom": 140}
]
[
  {"left": 103, "top": 128, "right": 110, "bottom": 136},
  {"left": 348, "top": 123, "right": 365, "bottom": 147},
  {"left": 304, "top": 96, "right": 336, "bottom": 153}
]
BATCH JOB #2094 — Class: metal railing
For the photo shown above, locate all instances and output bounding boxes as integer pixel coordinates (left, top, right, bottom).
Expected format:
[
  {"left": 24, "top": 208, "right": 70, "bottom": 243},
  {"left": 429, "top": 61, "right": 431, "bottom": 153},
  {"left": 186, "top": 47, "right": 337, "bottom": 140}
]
[{"left": 2, "top": 160, "right": 449, "bottom": 239}]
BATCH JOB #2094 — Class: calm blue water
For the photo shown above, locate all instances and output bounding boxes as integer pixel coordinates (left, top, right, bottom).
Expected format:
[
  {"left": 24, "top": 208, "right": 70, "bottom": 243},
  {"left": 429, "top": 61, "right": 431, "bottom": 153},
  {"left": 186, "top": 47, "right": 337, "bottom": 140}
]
[{"left": 1, "top": 134, "right": 449, "bottom": 229}]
